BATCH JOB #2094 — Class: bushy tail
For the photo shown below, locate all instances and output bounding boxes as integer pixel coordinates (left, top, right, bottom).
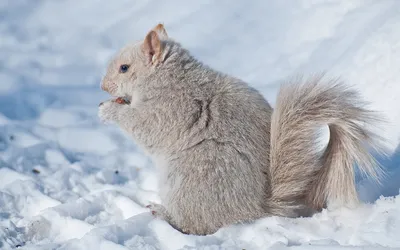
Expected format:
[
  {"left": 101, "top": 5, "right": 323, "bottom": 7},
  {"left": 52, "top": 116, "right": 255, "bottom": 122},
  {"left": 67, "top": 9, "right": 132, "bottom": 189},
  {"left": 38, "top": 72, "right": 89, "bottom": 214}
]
[{"left": 269, "top": 74, "right": 386, "bottom": 215}]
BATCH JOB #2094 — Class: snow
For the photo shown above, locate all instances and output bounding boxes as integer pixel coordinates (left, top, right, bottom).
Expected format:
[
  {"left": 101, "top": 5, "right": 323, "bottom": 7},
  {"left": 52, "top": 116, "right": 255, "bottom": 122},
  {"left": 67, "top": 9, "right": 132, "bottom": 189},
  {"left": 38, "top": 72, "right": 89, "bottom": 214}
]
[
  {"left": 0, "top": 0, "right": 400, "bottom": 249},
  {"left": 0, "top": 168, "right": 32, "bottom": 189}
]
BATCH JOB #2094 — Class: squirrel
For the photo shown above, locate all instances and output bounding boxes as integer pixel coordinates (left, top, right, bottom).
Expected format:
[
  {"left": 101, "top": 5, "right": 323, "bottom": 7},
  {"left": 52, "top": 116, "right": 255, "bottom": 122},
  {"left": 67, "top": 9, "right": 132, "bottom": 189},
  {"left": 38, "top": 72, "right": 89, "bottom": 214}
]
[{"left": 98, "top": 24, "right": 386, "bottom": 235}]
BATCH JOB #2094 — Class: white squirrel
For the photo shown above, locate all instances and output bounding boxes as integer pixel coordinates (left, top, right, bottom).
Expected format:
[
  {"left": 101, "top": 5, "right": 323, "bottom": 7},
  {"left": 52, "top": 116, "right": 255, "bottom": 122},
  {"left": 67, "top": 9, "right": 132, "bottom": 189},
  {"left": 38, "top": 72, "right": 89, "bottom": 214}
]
[{"left": 98, "top": 24, "right": 386, "bottom": 235}]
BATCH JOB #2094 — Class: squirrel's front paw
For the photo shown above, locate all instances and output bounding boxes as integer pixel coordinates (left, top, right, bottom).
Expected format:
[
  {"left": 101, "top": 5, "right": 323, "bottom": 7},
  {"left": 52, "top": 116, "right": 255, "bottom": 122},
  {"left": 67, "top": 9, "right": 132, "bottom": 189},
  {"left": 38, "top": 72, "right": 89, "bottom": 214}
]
[{"left": 98, "top": 99, "right": 119, "bottom": 122}]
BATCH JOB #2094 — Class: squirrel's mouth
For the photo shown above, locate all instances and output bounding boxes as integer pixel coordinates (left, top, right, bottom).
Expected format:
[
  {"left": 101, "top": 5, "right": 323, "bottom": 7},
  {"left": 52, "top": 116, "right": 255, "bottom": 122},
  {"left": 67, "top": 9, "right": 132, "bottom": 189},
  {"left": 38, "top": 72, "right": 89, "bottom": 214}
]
[
  {"left": 110, "top": 90, "right": 131, "bottom": 102},
  {"left": 116, "top": 95, "right": 131, "bottom": 104}
]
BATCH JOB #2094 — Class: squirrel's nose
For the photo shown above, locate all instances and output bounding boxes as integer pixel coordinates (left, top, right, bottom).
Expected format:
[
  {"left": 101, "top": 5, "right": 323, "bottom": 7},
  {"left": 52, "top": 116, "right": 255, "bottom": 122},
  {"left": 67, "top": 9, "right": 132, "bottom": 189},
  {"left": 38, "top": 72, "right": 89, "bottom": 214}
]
[{"left": 101, "top": 82, "right": 109, "bottom": 92}]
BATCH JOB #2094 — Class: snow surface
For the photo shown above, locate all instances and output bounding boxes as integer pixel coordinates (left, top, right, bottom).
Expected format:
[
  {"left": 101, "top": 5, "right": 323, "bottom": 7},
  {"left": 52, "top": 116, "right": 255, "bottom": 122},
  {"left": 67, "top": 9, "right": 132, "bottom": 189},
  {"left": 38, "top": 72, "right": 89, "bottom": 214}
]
[{"left": 1, "top": 0, "right": 400, "bottom": 249}]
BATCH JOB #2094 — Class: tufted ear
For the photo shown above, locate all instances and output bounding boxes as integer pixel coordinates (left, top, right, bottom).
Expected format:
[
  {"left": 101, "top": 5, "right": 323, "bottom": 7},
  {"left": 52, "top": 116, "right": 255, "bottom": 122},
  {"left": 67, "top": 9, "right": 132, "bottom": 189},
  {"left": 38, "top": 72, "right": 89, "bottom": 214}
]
[
  {"left": 152, "top": 23, "right": 168, "bottom": 39},
  {"left": 142, "top": 30, "right": 164, "bottom": 65}
]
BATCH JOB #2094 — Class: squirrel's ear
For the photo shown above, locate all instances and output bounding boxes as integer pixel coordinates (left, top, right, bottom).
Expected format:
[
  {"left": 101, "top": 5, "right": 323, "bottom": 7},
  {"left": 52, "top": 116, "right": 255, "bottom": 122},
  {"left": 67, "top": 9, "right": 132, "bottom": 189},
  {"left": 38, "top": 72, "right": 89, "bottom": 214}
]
[
  {"left": 142, "top": 30, "right": 164, "bottom": 65},
  {"left": 152, "top": 23, "right": 168, "bottom": 39}
]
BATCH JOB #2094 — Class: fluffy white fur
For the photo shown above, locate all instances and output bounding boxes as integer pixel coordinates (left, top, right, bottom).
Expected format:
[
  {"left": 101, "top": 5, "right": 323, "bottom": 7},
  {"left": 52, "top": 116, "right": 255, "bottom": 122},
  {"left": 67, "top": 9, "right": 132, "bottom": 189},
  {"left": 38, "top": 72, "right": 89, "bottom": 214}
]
[{"left": 98, "top": 24, "right": 386, "bottom": 235}]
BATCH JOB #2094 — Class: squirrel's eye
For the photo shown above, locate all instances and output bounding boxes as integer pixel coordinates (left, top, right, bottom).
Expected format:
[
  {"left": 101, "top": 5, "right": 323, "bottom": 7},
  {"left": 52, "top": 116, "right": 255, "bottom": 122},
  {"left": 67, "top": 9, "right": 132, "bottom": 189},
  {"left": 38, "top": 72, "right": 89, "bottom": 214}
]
[{"left": 119, "top": 64, "right": 130, "bottom": 73}]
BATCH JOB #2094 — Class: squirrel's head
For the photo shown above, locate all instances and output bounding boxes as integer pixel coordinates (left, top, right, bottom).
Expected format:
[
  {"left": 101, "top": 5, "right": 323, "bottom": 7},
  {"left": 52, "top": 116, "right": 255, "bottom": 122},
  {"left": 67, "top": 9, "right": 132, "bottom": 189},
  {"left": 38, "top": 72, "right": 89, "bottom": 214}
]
[{"left": 101, "top": 23, "right": 171, "bottom": 99}]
